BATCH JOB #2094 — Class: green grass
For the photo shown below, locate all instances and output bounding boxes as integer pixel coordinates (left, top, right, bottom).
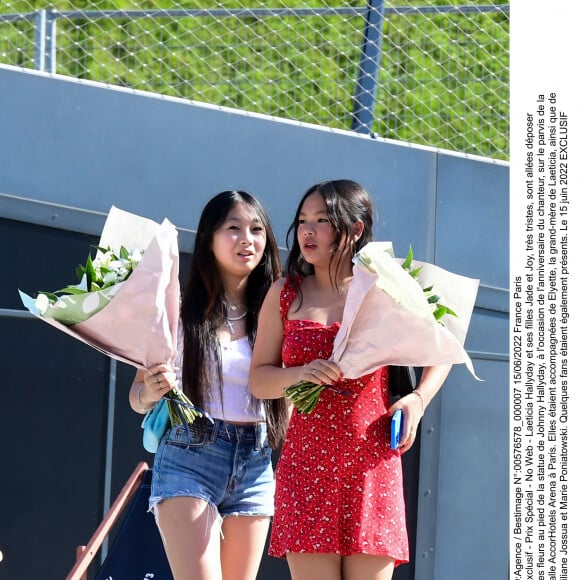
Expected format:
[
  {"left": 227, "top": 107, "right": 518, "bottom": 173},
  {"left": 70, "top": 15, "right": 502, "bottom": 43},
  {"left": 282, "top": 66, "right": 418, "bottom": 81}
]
[{"left": 1, "top": 1, "right": 509, "bottom": 158}]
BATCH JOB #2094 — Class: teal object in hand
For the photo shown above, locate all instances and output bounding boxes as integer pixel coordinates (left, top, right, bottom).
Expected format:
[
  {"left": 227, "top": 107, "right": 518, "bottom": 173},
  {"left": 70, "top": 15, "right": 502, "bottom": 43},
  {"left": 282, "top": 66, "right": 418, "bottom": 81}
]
[{"left": 141, "top": 400, "right": 170, "bottom": 453}]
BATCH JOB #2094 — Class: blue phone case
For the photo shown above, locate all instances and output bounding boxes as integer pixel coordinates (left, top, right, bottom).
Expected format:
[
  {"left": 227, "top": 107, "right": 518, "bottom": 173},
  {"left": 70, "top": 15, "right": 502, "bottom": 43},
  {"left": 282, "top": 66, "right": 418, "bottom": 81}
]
[{"left": 391, "top": 409, "right": 403, "bottom": 450}]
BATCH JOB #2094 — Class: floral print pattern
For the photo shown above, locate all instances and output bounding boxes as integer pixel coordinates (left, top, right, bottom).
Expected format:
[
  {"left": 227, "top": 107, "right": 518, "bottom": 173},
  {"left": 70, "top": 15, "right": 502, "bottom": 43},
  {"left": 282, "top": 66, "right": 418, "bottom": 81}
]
[{"left": 269, "top": 279, "right": 409, "bottom": 564}]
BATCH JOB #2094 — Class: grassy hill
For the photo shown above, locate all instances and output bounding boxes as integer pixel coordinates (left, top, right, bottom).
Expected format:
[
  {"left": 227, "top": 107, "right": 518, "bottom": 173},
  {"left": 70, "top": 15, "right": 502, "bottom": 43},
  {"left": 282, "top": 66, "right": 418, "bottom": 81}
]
[{"left": 1, "top": 1, "right": 508, "bottom": 159}]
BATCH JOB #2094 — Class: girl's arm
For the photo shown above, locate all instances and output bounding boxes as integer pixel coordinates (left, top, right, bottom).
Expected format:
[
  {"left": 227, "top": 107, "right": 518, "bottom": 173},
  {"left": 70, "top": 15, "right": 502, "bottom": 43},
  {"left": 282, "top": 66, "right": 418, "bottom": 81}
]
[
  {"left": 249, "top": 279, "right": 341, "bottom": 399},
  {"left": 388, "top": 364, "right": 452, "bottom": 453}
]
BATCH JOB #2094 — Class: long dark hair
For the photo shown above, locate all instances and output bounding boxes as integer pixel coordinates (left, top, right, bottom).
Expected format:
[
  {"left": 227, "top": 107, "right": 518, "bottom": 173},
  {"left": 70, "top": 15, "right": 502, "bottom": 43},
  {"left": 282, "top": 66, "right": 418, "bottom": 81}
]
[
  {"left": 285, "top": 179, "right": 374, "bottom": 295},
  {"left": 180, "top": 190, "right": 288, "bottom": 447}
]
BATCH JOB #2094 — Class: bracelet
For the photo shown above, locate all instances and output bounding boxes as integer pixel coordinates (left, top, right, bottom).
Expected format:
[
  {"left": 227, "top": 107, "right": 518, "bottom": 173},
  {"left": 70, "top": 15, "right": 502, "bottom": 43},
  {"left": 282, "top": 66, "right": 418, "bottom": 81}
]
[
  {"left": 137, "top": 383, "right": 155, "bottom": 413},
  {"left": 411, "top": 390, "right": 425, "bottom": 415}
]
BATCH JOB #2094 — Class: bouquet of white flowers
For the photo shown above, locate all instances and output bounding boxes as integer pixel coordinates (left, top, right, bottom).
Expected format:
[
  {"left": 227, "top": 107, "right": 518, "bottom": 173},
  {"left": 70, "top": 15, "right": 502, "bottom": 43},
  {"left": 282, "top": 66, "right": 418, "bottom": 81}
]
[
  {"left": 285, "top": 242, "right": 480, "bottom": 413},
  {"left": 34, "top": 245, "right": 144, "bottom": 325},
  {"left": 19, "top": 205, "right": 202, "bottom": 427}
]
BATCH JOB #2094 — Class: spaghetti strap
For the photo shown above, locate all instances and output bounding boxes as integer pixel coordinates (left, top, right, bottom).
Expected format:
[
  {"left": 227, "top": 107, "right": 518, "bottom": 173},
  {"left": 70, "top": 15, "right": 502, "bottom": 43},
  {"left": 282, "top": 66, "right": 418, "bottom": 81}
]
[{"left": 279, "top": 277, "right": 299, "bottom": 321}]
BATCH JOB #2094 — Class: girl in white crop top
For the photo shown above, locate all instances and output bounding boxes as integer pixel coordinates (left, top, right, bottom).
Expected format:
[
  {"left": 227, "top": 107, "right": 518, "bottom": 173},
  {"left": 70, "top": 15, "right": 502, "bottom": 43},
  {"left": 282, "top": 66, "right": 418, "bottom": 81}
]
[
  {"left": 174, "top": 324, "right": 265, "bottom": 423},
  {"left": 129, "top": 191, "right": 288, "bottom": 580}
]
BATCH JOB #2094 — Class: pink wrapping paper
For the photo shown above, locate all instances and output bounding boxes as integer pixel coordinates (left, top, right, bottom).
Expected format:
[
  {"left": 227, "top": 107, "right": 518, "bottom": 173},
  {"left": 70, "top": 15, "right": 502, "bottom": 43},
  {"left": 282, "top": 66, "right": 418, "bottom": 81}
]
[
  {"left": 332, "top": 243, "right": 480, "bottom": 379},
  {"left": 19, "top": 206, "right": 180, "bottom": 369}
]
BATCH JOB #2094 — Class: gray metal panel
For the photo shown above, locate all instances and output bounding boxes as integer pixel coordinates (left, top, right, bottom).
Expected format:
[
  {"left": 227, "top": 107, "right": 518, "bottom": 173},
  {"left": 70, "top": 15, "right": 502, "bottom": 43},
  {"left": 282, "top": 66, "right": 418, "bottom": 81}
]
[
  {"left": 415, "top": 321, "right": 509, "bottom": 579},
  {"left": 0, "top": 193, "right": 199, "bottom": 252},
  {"left": 434, "top": 356, "right": 509, "bottom": 577},
  {"left": 0, "top": 65, "right": 437, "bottom": 257},
  {"left": 0, "top": 64, "right": 509, "bottom": 580},
  {"left": 414, "top": 153, "right": 509, "bottom": 580},
  {"left": 435, "top": 153, "right": 509, "bottom": 286}
]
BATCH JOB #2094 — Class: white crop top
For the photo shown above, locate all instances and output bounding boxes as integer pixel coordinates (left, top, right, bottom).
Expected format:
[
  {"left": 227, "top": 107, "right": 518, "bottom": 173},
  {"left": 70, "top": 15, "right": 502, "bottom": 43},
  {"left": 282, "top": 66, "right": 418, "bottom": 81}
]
[{"left": 176, "top": 324, "right": 265, "bottom": 423}]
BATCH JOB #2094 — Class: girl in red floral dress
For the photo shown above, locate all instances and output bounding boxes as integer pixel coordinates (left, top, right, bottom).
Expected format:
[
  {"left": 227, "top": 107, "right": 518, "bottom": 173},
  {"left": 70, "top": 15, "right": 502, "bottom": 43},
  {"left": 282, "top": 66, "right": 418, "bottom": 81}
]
[{"left": 250, "top": 179, "right": 451, "bottom": 580}]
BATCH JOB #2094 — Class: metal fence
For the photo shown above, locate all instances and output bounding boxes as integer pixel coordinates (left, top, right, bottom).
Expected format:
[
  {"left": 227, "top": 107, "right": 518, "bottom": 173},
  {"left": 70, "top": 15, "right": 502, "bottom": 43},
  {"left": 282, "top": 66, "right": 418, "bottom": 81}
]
[{"left": 1, "top": 1, "right": 509, "bottom": 160}]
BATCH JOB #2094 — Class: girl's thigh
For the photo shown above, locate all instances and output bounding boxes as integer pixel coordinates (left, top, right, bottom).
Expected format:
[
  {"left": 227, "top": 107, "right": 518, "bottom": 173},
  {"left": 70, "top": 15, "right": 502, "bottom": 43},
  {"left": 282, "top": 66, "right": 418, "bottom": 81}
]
[
  {"left": 221, "top": 515, "right": 271, "bottom": 580},
  {"left": 287, "top": 552, "right": 341, "bottom": 580},
  {"left": 286, "top": 552, "right": 395, "bottom": 580},
  {"left": 342, "top": 553, "right": 395, "bottom": 580},
  {"left": 156, "top": 496, "right": 221, "bottom": 580}
]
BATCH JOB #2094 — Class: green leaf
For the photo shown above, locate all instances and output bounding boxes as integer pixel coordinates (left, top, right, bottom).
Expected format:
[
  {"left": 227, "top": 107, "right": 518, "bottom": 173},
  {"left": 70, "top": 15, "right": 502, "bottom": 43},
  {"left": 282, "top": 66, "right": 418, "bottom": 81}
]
[
  {"left": 119, "top": 245, "right": 129, "bottom": 260},
  {"left": 54, "top": 286, "right": 88, "bottom": 296},
  {"left": 433, "top": 305, "right": 448, "bottom": 320},
  {"left": 85, "top": 255, "right": 96, "bottom": 289},
  {"left": 444, "top": 305, "right": 458, "bottom": 318},
  {"left": 399, "top": 244, "right": 458, "bottom": 325},
  {"left": 401, "top": 245, "right": 414, "bottom": 270},
  {"left": 37, "top": 291, "right": 59, "bottom": 303}
]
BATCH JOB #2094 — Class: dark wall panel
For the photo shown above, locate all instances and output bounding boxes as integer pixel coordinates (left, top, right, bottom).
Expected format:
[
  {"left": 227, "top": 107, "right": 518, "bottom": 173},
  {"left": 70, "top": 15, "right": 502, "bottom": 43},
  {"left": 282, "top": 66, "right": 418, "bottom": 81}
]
[{"left": 1, "top": 219, "right": 108, "bottom": 579}]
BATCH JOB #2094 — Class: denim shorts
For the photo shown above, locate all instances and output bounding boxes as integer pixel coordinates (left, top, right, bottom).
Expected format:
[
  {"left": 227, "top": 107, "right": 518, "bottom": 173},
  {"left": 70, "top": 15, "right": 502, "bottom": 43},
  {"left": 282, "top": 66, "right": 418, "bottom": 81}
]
[{"left": 149, "top": 418, "right": 274, "bottom": 518}]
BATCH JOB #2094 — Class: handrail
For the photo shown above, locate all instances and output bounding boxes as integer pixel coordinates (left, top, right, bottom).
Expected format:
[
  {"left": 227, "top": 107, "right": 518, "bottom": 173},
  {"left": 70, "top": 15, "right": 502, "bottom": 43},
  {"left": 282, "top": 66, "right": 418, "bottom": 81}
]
[
  {"left": 0, "top": 5, "right": 510, "bottom": 22},
  {"left": 66, "top": 462, "right": 150, "bottom": 580}
]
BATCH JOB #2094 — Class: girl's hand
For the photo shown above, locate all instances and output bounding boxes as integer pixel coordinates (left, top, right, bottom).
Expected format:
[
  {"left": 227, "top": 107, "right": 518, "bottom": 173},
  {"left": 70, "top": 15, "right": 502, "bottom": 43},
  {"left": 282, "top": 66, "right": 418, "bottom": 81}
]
[
  {"left": 300, "top": 359, "right": 343, "bottom": 386},
  {"left": 145, "top": 363, "right": 177, "bottom": 392},
  {"left": 137, "top": 364, "right": 177, "bottom": 410},
  {"left": 388, "top": 390, "right": 425, "bottom": 453}
]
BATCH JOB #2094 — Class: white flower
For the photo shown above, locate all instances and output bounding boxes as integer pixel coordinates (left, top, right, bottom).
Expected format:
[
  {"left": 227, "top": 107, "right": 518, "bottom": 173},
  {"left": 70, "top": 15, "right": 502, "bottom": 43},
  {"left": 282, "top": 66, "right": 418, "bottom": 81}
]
[
  {"left": 35, "top": 293, "right": 50, "bottom": 315},
  {"left": 96, "top": 252, "right": 113, "bottom": 269},
  {"left": 102, "top": 271, "right": 118, "bottom": 286},
  {"left": 129, "top": 249, "right": 143, "bottom": 264},
  {"left": 32, "top": 245, "right": 144, "bottom": 325}
]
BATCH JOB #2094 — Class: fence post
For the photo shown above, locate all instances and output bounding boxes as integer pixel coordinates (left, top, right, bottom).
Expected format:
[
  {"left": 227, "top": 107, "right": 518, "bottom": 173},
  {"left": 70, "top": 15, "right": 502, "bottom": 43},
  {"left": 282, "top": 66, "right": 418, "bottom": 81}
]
[
  {"left": 45, "top": 10, "right": 58, "bottom": 74},
  {"left": 33, "top": 9, "right": 57, "bottom": 73},
  {"left": 33, "top": 9, "right": 46, "bottom": 71},
  {"left": 351, "top": 0, "right": 385, "bottom": 134}
]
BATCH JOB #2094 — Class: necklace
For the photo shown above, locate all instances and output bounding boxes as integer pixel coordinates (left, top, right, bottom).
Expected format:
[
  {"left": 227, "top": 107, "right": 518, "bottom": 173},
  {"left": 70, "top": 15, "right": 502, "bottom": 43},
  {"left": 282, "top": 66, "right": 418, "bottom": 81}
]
[
  {"left": 225, "top": 311, "right": 247, "bottom": 335},
  {"left": 224, "top": 294, "right": 243, "bottom": 312}
]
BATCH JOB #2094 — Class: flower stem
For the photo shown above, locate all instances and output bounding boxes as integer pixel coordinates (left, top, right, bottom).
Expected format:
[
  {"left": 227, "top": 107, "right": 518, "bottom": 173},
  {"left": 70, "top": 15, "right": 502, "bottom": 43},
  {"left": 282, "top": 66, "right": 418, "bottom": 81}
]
[
  {"left": 285, "top": 381, "right": 328, "bottom": 414},
  {"left": 165, "top": 389, "right": 206, "bottom": 426}
]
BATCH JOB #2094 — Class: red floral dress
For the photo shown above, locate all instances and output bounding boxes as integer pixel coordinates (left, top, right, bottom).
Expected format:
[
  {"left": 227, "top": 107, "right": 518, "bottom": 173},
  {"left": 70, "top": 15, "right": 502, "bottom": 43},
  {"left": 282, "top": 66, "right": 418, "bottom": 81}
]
[{"left": 269, "top": 279, "right": 409, "bottom": 565}]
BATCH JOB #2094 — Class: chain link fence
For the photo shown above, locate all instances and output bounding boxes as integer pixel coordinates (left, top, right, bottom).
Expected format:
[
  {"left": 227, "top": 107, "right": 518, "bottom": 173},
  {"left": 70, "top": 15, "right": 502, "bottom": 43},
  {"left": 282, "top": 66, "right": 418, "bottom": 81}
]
[{"left": 1, "top": 1, "right": 509, "bottom": 160}]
